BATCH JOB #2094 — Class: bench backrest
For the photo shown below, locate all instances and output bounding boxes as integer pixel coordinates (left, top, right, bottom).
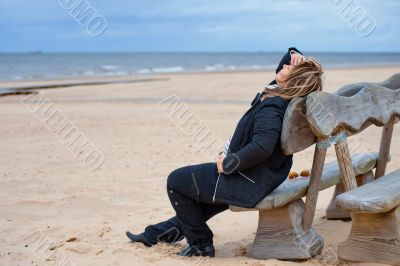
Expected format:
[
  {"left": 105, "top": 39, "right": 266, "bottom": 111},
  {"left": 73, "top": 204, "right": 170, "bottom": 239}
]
[
  {"left": 281, "top": 73, "right": 400, "bottom": 155},
  {"left": 280, "top": 73, "right": 400, "bottom": 231}
]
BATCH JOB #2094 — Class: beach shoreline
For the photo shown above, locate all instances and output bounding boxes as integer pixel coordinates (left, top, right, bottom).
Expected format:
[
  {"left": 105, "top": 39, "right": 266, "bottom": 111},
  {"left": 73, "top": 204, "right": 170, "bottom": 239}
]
[
  {"left": 2, "top": 63, "right": 400, "bottom": 84},
  {"left": 2, "top": 64, "right": 400, "bottom": 98}
]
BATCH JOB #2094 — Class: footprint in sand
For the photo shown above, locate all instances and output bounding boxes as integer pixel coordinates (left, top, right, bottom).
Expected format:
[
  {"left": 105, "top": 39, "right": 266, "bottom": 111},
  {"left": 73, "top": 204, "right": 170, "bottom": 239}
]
[
  {"left": 95, "top": 250, "right": 104, "bottom": 255},
  {"left": 99, "top": 226, "right": 111, "bottom": 238},
  {"left": 2, "top": 227, "right": 15, "bottom": 233},
  {"left": 234, "top": 246, "right": 247, "bottom": 257},
  {"left": 66, "top": 244, "right": 92, "bottom": 254},
  {"left": 111, "top": 248, "right": 129, "bottom": 254},
  {"left": 49, "top": 236, "right": 78, "bottom": 251}
]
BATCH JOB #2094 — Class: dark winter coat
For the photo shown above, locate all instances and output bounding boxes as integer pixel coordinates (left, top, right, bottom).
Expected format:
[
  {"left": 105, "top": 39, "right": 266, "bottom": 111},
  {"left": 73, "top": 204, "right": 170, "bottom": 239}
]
[{"left": 214, "top": 47, "right": 302, "bottom": 208}]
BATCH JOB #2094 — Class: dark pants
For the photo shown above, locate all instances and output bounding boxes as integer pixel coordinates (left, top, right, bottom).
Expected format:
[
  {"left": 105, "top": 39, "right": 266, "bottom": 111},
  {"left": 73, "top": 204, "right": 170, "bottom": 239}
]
[{"left": 143, "top": 163, "right": 229, "bottom": 248}]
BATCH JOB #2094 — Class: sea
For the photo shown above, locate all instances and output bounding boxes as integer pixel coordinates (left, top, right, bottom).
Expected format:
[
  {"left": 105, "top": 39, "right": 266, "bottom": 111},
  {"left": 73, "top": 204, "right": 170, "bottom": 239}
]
[{"left": 1, "top": 52, "right": 400, "bottom": 81}]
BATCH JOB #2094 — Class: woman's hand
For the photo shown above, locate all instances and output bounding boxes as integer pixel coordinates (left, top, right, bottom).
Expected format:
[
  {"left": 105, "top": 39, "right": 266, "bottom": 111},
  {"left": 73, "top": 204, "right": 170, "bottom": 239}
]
[
  {"left": 216, "top": 154, "right": 225, "bottom": 174},
  {"left": 290, "top": 51, "right": 305, "bottom": 65}
]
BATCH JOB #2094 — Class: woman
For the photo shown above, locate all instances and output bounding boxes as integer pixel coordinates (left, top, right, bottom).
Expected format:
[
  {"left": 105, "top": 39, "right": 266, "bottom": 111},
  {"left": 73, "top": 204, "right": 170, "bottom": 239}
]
[{"left": 126, "top": 47, "right": 324, "bottom": 257}]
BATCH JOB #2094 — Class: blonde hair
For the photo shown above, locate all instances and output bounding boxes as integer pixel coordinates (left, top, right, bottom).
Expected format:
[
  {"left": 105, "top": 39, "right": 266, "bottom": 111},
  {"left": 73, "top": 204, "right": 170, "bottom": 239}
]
[{"left": 263, "top": 57, "right": 323, "bottom": 100}]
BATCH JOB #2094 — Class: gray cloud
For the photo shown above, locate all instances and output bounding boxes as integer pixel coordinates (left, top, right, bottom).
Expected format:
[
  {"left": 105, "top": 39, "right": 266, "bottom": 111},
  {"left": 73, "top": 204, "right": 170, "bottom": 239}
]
[{"left": 0, "top": 0, "right": 398, "bottom": 52}]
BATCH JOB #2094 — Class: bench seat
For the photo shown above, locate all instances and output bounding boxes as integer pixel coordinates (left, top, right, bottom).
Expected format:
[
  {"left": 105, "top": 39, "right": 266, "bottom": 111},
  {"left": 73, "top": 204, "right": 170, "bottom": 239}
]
[
  {"left": 230, "top": 152, "right": 378, "bottom": 211},
  {"left": 336, "top": 169, "right": 400, "bottom": 213},
  {"left": 336, "top": 170, "right": 400, "bottom": 265}
]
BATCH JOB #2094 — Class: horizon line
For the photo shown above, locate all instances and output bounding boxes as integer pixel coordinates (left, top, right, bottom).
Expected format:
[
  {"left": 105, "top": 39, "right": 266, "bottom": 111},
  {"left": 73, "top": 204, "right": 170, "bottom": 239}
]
[{"left": 1, "top": 50, "right": 400, "bottom": 54}]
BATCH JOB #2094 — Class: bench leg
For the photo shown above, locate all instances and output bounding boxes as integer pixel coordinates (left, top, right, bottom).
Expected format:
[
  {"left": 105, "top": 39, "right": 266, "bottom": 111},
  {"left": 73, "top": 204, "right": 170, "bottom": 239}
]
[
  {"left": 249, "top": 199, "right": 324, "bottom": 260},
  {"left": 326, "top": 182, "right": 350, "bottom": 220},
  {"left": 338, "top": 206, "right": 400, "bottom": 265},
  {"left": 326, "top": 171, "right": 374, "bottom": 220}
]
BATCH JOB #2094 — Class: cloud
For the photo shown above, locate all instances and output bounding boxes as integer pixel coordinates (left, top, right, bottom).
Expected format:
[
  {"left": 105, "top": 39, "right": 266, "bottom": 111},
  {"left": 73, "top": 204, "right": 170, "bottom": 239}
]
[{"left": 0, "top": 0, "right": 398, "bottom": 52}]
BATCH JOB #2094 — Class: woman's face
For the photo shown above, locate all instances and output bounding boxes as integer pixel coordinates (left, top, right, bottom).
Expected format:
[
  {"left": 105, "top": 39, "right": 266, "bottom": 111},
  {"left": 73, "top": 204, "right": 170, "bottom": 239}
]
[{"left": 276, "top": 64, "right": 294, "bottom": 87}]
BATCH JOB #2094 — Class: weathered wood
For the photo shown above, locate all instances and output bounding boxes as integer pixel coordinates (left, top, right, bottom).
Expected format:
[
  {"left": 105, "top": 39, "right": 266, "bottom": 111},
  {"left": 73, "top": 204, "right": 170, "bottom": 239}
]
[
  {"left": 326, "top": 170, "right": 374, "bottom": 220},
  {"left": 229, "top": 152, "right": 378, "bottom": 212},
  {"left": 302, "top": 145, "right": 326, "bottom": 231},
  {"left": 334, "top": 73, "right": 400, "bottom": 96},
  {"left": 334, "top": 139, "right": 358, "bottom": 191},
  {"left": 281, "top": 73, "right": 400, "bottom": 155},
  {"left": 306, "top": 84, "right": 400, "bottom": 139},
  {"left": 338, "top": 206, "right": 400, "bottom": 265},
  {"left": 332, "top": 73, "right": 400, "bottom": 97},
  {"left": 281, "top": 97, "right": 316, "bottom": 155},
  {"left": 375, "top": 116, "right": 395, "bottom": 178},
  {"left": 336, "top": 169, "right": 400, "bottom": 213},
  {"left": 380, "top": 72, "right": 400, "bottom": 89},
  {"left": 248, "top": 199, "right": 324, "bottom": 260}
]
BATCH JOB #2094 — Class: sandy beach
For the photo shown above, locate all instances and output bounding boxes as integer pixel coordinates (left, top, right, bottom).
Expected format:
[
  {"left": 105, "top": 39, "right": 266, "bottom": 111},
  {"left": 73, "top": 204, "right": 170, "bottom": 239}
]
[{"left": 1, "top": 66, "right": 399, "bottom": 266}]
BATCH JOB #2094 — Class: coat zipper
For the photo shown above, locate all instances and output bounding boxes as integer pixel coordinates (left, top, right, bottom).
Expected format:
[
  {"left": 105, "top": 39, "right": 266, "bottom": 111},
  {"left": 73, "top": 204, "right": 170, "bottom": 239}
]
[
  {"left": 214, "top": 90, "right": 259, "bottom": 199},
  {"left": 238, "top": 172, "right": 256, "bottom": 183},
  {"left": 191, "top": 173, "right": 200, "bottom": 202},
  {"left": 212, "top": 173, "right": 221, "bottom": 202}
]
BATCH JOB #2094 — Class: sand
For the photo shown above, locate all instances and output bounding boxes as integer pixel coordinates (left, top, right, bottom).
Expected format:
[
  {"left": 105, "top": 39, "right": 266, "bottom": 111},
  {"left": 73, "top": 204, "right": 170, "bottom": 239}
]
[{"left": 1, "top": 66, "right": 399, "bottom": 266}]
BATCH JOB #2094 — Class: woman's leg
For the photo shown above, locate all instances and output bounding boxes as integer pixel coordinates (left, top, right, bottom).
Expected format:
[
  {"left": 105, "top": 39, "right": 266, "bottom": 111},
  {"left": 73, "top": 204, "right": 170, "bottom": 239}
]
[
  {"left": 143, "top": 216, "right": 183, "bottom": 244},
  {"left": 143, "top": 200, "right": 229, "bottom": 244},
  {"left": 127, "top": 163, "right": 228, "bottom": 250},
  {"left": 166, "top": 163, "right": 229, "bottom": 249},
  {"left": 142, "top": 201, "right": 230, "bottom": 245}
]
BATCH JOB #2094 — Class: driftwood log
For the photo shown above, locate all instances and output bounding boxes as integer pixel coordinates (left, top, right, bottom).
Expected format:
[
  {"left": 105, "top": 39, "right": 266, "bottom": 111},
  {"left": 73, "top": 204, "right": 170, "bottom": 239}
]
[{"left": 336, "top": 169, "right": 400, "bottom": 265}]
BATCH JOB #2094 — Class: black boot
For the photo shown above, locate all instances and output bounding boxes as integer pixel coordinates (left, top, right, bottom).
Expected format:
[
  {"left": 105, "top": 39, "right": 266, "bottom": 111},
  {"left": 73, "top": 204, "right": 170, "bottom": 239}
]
[
  {"left": 126, "top": 231, "right": 156, "bottom": 247},
  {"left": 177, "top": 244, "right": 215, "bottom": 257}
]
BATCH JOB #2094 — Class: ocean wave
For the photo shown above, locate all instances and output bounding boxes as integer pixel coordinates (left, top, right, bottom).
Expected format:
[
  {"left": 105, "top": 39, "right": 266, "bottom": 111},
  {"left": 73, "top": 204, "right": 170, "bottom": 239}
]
[
  {"left": 152, "top": 66, "right": 185, "bottom": 73},
  {"left": 205, "top": 64, "right": 225, "bottom": 71},
  {"left": 82, "top": 70, "right": 95, "bottom": 76},
  {"left": 248, "top": 65, "right": 264, "bottom": 70},
  {"left": 137, "top": 69, "right": 152, "bottom": 74},
  {"left": 12, "top": 75, "right": 24, "bottom": 80},
  {"left": 101, "top": 64, "right": 120, "bottom": 70},
  {"left": 104, "top": 71, "right": 128, "bottom": 76}
]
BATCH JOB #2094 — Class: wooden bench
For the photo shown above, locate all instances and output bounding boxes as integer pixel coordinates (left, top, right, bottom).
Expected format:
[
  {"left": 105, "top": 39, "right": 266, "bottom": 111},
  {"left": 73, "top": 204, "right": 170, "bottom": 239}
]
[
  {"left": 230, "top": 153, "right": 377, "bottom": 259},
  {"left": 229, "top": 73, "right": 400, "bottom": 260},
  {"left": 305, "top": 76, "right": 400, "bottom": 264},
  {"left": 336, "top": 170, "right": 400, "bottom": 265}
]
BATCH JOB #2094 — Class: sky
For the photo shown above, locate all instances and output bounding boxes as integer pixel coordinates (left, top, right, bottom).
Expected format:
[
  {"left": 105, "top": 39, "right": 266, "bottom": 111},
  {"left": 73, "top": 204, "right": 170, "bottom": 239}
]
[{"left": 0, "top": 0, "right": 399, "bottom": 53}]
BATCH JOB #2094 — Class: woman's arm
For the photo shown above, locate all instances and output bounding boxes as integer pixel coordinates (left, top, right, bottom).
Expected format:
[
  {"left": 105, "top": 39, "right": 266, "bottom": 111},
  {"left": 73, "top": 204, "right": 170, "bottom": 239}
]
[
  {"left": 275, "top": 47, "right": 303, "bottom": 74},
  {"left": 222, "top": 98, "right": 286, "bottom": 174},
  {"left": 267, "top": 47, "right": 303, "bottom": 85}
]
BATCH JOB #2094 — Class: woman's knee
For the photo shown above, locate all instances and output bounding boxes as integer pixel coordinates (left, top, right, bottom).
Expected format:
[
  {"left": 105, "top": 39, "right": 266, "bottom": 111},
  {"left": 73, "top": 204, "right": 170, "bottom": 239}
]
[
  {"left": 167, "top": 166, "right": 191, "bottom": 190},
  {"left": 167, "top": 168, "right": 182, "bottom": 189}
]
